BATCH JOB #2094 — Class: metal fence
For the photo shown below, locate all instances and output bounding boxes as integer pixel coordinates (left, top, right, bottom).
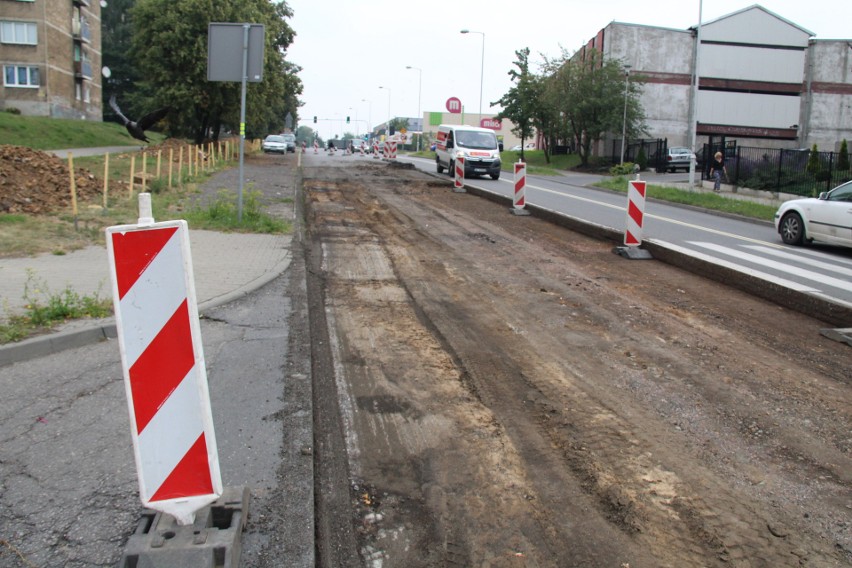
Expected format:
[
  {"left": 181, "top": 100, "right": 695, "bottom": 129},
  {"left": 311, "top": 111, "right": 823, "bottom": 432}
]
[
  {"left": 702, "top": 144, "right": 851, "bottom": 197},
  {"left": 610, "top": 138, "right": 668, "bottom": 172}
]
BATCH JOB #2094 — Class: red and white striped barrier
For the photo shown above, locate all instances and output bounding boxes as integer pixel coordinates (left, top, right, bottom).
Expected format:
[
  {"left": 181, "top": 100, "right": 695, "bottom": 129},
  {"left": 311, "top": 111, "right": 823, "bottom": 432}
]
[
  {"left": 359, "top": 144, "right": 365, "bottom": 157},
  {"left": 313, "top": 142, "right": 318, "bottom": 154},
  {"left": 373, "top": 141, "right": 379, "bottom": 159},
  {"left": 387, "top": 141, "right": 397, "bottom": 160},
  {"left": 624, "top": 179, "right": 647, "bottom": 246},
  {"left": 453, "top": 157, "right": 465, "bottom": 192},
  {"left": 514, "top": 161, "right": 526, "bottom": 209},
  {"left": 106, "top": 195, "right": 222, "bottom": 525}
]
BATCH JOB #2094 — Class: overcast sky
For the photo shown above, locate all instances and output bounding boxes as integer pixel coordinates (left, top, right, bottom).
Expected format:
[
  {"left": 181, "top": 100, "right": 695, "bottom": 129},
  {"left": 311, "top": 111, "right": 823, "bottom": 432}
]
[{"left": 285, "top": 0, "right": 848, "bottom": 139}]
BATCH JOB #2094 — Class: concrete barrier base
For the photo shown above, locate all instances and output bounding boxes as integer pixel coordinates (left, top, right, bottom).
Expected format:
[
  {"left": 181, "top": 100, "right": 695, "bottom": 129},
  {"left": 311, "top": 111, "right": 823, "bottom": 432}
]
[{"left": 119, "top": 486, "right": 249, "bottom": 568}]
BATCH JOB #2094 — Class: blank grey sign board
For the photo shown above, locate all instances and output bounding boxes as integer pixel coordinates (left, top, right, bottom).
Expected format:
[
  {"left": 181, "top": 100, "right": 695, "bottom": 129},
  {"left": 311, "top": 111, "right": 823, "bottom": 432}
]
[{"left": 207, "top": 23, "right": 265, "bottom": 82}]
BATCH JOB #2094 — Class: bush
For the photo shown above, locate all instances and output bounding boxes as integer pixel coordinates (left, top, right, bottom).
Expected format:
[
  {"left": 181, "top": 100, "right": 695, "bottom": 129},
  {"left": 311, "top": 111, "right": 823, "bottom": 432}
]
[
  {"left": 839, "top": 139, "right": 850, "bottom": 171},
  {"left": 636, "top": 147, "right": 648, "bottom": 171},
  {"left": 4, "top": 107, "right": 21, "bottom": 115},
  {"left": 806, "top": 143, "right": 820, "bottom": 175},
  {"left": 609, "top": 162, "right": 635, "bottom": 176}
]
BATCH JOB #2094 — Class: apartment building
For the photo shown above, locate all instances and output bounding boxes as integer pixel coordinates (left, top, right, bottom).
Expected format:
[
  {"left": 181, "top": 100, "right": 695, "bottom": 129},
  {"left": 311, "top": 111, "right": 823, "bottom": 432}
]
[{"left": 1, "top": 0, "right": 102, "bottom": 120}]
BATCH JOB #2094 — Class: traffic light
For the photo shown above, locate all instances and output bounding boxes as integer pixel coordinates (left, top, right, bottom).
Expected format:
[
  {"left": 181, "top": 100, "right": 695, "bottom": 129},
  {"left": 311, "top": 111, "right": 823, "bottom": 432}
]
[
  {"left": 346, "top": 116, "right": 350, "bottom": 124},
  {"left": 313, "top": 116, "right": 317, "bottom": 123}
]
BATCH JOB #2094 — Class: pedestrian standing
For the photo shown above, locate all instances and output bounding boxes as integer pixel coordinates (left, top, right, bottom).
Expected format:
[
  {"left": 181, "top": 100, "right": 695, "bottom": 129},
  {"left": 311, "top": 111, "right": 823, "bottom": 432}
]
[{"left": 709, "top": 151, "right": 728, "bottom": 192}]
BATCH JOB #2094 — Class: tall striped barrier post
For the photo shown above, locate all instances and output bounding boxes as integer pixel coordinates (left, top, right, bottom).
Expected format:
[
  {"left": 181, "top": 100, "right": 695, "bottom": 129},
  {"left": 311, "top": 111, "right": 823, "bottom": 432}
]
[
  {"left": 387, "top": 141, "right": 398, "bottom": 160},
  {"left": 453, "top": 157, "right": 466, "bottom": 193},
  {"left": 373, "top": 141, "right": 380, "bottom": 159},
  {"left": 615, "top": 176, "right": 653, "bottom": 259},
  {"left": 511, "top": 161, "right": 530, "bottom": 216},
  {"left": 106, "top": 194, "right": 223, "bottom": 525}
]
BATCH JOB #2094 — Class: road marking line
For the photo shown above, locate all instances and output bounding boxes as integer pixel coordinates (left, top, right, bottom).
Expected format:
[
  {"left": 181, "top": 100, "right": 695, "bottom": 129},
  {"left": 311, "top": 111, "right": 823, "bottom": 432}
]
[
  {"left": 689, "top": 242, "right": 852, "bottom": 292},
  {"left": 656, "top": 241, "right": 819, "bottom": 292},
  {"left": 743, "top": 245, "right": 852, "bottom": 277}
]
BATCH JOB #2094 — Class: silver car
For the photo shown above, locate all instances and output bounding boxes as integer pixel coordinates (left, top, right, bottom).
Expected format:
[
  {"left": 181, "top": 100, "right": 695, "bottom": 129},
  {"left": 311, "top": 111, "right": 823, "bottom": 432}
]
[
  {"left": 774, "top": 180, "right": 852, "bottom": 248},
  {"left": 664, "top": 147, "right": 696, "bottom": 172},
  {"left": 262, "top": 135, "right": 288, "bottom": 154}
]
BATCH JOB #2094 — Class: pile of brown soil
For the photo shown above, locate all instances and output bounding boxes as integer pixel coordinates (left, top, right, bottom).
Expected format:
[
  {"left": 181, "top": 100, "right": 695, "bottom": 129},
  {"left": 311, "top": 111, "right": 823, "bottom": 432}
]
[{"left": 0, "top": 145, "right": 107, "bottom": 214}]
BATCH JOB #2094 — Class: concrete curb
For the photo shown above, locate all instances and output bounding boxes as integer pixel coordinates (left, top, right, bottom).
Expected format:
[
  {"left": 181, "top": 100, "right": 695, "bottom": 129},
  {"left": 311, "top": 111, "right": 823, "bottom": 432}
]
[{"left": 0, "top": 254, "right": 293, "bottom": 368}]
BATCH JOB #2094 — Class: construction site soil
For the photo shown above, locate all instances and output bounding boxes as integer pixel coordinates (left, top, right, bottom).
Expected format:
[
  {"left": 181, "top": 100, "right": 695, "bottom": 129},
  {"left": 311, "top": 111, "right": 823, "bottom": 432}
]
[{"left": 298, "top": 155, "right": 851, "bottom": 567}]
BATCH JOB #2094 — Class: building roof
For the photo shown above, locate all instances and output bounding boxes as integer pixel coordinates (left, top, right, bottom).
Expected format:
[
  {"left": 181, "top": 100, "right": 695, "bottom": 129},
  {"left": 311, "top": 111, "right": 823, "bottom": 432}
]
[{"left": 694, "top": 4, "right": 814, "bottom": 37}]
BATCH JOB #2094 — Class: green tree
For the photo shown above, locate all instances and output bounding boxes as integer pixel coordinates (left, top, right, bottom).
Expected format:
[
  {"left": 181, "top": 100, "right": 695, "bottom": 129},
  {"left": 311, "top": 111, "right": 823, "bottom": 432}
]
[
  {"left": 541, "top": 48, "right": 645, "bottom": 167},
  {"left": 102, "top": 0, "right": 142, "bottom": 125},
  {"left": 636, "top": 145, "right": 648, "bottom": 171},
  {"left": 838, "top": 139, "right": 850, "bottom": 171},
  {"left": 492, "top": 48, "right": 540, "bottom": 162},
  {"left": 295, "top": 125, "right": 315, "bottom": 145},
  {"left": 806, "top": 143, "right": 820, "bottom": 175},
  {"left": 130, "top": 0, "right": 302, "bottom": 143}
]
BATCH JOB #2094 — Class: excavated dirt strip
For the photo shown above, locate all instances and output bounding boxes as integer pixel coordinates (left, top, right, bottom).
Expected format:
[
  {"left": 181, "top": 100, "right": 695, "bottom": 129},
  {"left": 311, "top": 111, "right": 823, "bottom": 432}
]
[{"left": 304, "top": 160, "right": 851, "bottom": 567}]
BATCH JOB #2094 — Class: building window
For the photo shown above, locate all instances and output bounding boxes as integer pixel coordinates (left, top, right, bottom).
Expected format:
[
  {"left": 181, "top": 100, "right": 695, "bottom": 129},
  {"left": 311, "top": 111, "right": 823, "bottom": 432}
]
[
  {"left": 1, "top": 21, "right": 38, "bottom": 45},
  {"left": 3, "top": 65, "right": 39, "bottom": 87}
]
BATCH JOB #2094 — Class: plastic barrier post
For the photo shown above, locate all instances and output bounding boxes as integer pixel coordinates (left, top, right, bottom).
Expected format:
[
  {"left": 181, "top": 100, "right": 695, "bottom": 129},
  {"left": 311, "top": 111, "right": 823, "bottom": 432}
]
[
  {"left": 106, "top": 194, "right": 222, "bottom": 525},
  {"left": 512, "top": 161, "right": 530, "bottom": 216},
  {"left": 625, "top": 178, "right": 647, "bottom": 246},
  {"left": 453, "top": 157, "right": 466, "bottom": 193}
]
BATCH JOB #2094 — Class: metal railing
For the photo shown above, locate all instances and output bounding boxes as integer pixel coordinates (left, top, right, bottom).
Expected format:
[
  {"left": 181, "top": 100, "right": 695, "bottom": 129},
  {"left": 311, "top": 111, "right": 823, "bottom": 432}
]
[{"left": 703, "top": 144, "right": 851, "bottom": 197}]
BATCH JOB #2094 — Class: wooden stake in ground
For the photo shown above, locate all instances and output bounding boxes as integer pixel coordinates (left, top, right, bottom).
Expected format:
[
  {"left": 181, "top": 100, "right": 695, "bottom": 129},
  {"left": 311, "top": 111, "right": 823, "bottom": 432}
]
[
  {"left": 156, "top": 150, "right": 162, "bottom": 179},
  {"left": 67, "top": 152, "right": 78, "bottom": 230},
  {"left": 168, "top": 148, "right": 174, "bottom": 189},
  {"left": 178, "top": 146, "right": 184, "bottom": 187},
  {"left": 141, "top": 151, "right": 148, "bottom": 193},
  {"left": 103, "top": 153, "right": 110, "bottom": 209},
  {"left": 129, "top": 156, "right": 136, "bottom": 198}
]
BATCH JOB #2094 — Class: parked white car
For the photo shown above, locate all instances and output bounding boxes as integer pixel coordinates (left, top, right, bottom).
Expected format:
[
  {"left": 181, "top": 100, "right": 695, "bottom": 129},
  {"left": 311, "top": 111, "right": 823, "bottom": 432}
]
[
  {"left": 774, "top": 180, "right": 852, "bottom": 248},
  {"left": 664, "top": 147, "right": 696, "bottom": 172}
]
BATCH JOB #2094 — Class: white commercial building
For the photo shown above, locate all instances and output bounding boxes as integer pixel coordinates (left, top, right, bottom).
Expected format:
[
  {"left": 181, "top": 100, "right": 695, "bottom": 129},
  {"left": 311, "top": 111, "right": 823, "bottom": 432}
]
[{"left": 586, "top": 4, "right": 851, "bottom": 152}]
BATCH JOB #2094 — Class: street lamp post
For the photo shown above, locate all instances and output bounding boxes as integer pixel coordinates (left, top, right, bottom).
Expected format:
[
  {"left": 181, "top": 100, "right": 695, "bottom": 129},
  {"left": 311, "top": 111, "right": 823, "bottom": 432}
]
[
  {"left": 620, "top": 64, "right": 632, "bottom": 166},
  {"left": 688, "top": 0, "right": 705, "bottom": 188},
  {"left": 379, "top": 86, "right": 391, "bottom": 135},
  {"left": 361, "top": 99, "right": 372, "bottom": 137},
  {"left": 406, "top": 65, "right": 422, "bottom": 151},
  {"left": 460, "top": 29, "right": 485, "bottom": 122}
]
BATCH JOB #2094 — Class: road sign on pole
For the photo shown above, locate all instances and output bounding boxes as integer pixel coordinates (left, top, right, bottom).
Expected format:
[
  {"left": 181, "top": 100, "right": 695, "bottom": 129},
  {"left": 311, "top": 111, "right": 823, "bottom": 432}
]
[
  {"left": 106, "top": 197, "right": 222, "bottom": 525},
  {"left": 208, "top": 23, "right": 265, "bottom": 223}
]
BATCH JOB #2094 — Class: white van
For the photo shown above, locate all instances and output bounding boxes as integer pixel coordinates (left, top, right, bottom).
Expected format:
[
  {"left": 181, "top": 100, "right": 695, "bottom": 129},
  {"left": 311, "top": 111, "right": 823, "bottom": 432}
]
[{"left": 435, "top": 124, "right": 502, "bottom": 180}]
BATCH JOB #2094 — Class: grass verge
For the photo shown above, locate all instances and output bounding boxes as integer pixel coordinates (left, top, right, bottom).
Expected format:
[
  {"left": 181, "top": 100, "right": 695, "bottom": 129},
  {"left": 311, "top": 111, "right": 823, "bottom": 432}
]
[
  {"left": 0, "top": 111, "right": 162, "bottom": 149},
  {"left": 596, "top": 176, "right": 778, "bottom": 221}
]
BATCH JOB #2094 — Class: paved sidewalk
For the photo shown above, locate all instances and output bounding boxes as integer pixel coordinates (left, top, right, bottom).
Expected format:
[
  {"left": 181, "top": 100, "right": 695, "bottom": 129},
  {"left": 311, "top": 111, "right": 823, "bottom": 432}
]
[{"left": 0, "top": 229, "right": 292, "bottom": 365}]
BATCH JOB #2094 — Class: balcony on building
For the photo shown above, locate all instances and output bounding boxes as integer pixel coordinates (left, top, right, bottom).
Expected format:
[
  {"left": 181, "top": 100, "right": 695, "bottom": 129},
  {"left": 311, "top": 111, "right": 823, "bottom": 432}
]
[
  {"left": 72, "top": 18, "right": 92, "bottom": 44},
  {"left": 74, "top": 59, "right": 93, "bottom": 80}
]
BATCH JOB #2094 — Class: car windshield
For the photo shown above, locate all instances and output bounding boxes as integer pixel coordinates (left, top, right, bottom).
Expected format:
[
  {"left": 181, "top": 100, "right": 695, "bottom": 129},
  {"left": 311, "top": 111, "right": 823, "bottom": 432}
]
[
  {"left": 670, "top": 148, "right": 690, "bottom": 154},
  {"left": 827, "top": 181, "right": 852, "bottom": 202},
  {"left": 282, "top": 135, "right": 295, "bottom": 143},
  {"left": 455, "top": 131, "right": 497, "bottom": 150},
  {"left": 266, "top": 136, "right": 285, "bottom": 143}
]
